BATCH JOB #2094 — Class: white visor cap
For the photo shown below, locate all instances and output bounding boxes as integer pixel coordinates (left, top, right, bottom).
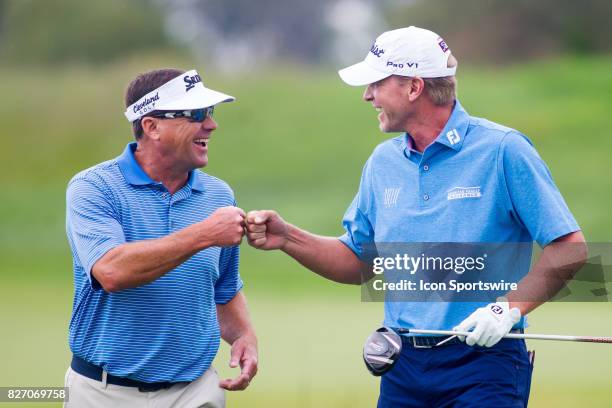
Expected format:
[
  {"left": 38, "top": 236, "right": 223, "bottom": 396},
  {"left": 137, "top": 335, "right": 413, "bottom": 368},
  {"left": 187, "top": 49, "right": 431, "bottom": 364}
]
[
  {"left": 124, "top": 69, "right": 235, "bottom": 122},
  {"left": 338, "top": 26, "right": 456, "bottom": 86}
]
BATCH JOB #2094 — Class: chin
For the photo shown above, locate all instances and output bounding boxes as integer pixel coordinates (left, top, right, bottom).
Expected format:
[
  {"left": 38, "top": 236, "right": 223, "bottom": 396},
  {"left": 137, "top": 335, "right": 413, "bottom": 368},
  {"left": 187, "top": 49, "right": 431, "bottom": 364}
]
[
  {"left": 194, "top": 157, "right": 208, "bottom": 168},
  {"left": 379, "top": 123, "right": 393, "bottom": 133},
  {"left": 380, "top": 122, "right": 402, "bottom": 133}
]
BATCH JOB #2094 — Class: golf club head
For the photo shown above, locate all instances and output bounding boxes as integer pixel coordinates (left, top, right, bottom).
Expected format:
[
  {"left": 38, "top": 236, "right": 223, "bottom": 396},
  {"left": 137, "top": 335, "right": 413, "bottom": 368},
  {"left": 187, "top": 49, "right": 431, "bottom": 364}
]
[{"left": 363, "top": 326, "right": 402, "bottom": 376}]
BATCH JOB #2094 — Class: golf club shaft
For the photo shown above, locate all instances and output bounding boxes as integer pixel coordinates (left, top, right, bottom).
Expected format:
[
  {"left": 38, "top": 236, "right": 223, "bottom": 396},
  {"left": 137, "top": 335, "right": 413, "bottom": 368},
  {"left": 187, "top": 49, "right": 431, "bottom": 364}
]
[{"left": 409, "top": 329, "right": 612, "bottom": 344}]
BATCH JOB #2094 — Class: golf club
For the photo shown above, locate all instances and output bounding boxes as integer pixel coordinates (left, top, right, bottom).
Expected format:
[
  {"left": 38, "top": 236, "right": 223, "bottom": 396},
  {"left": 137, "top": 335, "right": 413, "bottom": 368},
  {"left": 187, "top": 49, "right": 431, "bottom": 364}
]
[{"left": 399, "top": 329, "right": 612, "bottom": 344}]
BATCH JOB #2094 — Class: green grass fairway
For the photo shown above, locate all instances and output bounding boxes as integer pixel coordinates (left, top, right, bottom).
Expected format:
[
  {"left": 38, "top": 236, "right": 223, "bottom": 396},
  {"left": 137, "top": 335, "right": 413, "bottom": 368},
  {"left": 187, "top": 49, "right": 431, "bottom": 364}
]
[
  {"left": 1, "top": 55, "right": 612, "bottom": 406},
  {"left": 1, "top": 281, "right": 612, "bottom": 407}
]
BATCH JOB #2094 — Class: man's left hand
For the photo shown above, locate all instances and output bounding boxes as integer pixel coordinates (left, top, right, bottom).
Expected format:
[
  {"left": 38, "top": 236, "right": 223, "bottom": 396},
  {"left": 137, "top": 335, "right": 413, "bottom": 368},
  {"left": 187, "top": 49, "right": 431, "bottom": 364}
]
[
  {"left": 454, "top": 301, "right": 521, "bottom": 347},
  {"left": 219, "top": 334, "right": 258, "bottom": 391}
]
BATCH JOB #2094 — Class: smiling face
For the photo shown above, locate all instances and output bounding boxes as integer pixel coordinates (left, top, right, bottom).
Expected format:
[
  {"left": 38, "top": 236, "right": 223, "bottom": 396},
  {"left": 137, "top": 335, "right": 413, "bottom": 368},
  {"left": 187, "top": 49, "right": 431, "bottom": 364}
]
[
  {"left": 362, "top": 75, "right": 421, "bottom": 133},
  {"left": 144, "top": 114, "right": 218, "bottom": 172}
]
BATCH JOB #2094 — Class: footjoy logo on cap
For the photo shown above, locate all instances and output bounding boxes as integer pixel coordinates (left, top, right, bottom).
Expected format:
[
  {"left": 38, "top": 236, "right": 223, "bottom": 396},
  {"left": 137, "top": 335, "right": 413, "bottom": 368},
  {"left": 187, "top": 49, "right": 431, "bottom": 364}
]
[
  {"left": 438, "top": 38, "right": 449, "bottom": 53},
  {"left": 184, "top": 74, "right": 202, "bottom": 91}
]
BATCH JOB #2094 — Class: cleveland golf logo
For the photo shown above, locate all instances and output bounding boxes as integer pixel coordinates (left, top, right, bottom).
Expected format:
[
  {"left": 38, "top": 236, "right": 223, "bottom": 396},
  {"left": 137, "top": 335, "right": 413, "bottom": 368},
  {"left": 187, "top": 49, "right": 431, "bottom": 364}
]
[
  {"left": 184, "top": 74, "right": 202, "bottom": 91},
  {"left": 133, "top": 92, "right": 159, "bottom": 114}
]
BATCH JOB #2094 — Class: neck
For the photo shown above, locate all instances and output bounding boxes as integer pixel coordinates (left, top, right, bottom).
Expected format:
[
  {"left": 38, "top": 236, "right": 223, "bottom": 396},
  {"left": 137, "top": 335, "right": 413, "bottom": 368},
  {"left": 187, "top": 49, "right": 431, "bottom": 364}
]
[
  {"left": 406, "top": 103, "right": 454, "bottom": 152},
  {"left": 134, "top": 144, "right": 189, "bottom": 194}
]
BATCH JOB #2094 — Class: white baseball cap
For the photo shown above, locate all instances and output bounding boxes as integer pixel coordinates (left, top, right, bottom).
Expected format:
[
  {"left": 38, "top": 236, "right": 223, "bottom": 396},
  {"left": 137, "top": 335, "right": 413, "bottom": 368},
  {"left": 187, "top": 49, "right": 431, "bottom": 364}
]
[
  {"left": 124, "top": 69, "right": 235, "bottom": 122},
  {"left": 338, "top": 26, "right": 456, "bottom": 86}
]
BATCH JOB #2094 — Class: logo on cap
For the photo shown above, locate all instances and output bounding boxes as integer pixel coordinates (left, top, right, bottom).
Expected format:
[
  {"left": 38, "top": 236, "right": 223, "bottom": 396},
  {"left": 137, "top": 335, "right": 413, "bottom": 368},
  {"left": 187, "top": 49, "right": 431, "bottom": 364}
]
[
  {"left": 184, "top": 74, "right": 202, "bottom": 92},
  {"left": 370, "top": 43, "right": 385, "bottom": 58},
  {"left": 132, "top": 92, "right": 159, "bottom": 114},
  {"left": 386, "top": 61, "right": 419, "bottom": 69},
  {"left": 438, "top": 38, "right": 449, "bottom": 53}
]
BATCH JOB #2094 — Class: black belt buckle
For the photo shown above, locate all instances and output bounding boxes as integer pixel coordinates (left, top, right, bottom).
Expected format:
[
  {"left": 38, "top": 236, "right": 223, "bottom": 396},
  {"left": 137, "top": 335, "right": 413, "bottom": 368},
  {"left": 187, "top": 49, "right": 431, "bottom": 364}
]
[{"left": 412, "top": 336, "right": 434, "bottom": 348}]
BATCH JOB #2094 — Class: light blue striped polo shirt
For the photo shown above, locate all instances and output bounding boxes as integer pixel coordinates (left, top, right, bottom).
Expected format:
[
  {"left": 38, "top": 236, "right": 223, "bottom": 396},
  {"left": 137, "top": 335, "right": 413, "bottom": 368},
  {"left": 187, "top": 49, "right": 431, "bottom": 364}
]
[
  {"left": 66, "top": 142, "right": 243, "bottom": 382},
  {"left": 339, "top": 100, "right": 580, "bottom": 332}
]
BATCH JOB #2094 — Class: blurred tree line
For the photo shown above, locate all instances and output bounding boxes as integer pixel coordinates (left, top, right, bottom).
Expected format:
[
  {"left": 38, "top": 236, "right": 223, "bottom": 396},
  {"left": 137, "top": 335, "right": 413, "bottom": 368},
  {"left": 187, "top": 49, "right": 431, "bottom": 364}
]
[
  {"left": 386, "top": 0, "right": 612, "bottom": 63},
  {"left": 0, "top": 0, "right": 610, "bottom": 67},
  {"left": 179, "top": 0, "right": 333, "bottom": 62},
  {"left": 0, "top": 0, "right": 173, "bottom": 65}
]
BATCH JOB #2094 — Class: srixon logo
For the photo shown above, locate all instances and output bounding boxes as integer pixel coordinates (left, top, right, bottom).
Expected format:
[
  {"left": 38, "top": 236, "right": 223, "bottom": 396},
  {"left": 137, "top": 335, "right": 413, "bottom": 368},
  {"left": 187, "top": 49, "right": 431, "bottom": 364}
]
[
  {"left": 184, "top": 74, "right": 202, "bottom": 91},
  {"left": 370, "top": 43, "right": 385, "bottom": 57}
]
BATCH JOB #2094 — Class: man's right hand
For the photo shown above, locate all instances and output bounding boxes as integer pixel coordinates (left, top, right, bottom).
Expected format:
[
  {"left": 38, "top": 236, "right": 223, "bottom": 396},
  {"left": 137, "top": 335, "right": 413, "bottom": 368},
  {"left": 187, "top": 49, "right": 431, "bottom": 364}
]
[
  {"left": 245, "top": 210, "right": 288, "bottom": 250},
  {"left": 200, "top": 206, "right": 246, "bottom": 247}
]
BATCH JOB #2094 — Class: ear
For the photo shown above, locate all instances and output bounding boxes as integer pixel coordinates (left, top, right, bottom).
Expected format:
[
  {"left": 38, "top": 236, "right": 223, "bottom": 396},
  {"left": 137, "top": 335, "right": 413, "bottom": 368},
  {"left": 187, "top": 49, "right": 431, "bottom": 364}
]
[
  {"left": 140, "top": 117, "right": 161, "bottom": 141},
  {"left": 407, "top": 77, "right": 425, "bottom": 102}
]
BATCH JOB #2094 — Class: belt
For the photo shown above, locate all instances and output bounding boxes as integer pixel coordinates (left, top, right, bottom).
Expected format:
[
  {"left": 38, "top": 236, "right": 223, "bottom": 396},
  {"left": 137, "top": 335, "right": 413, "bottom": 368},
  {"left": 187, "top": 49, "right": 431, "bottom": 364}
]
[
  {"left": 400, "top": 329, "right": 525, "bottom": 349},
  {"left": 404, "top": 335, "right": 463, "bottom": 348},
  {"left": 71, "top": 355, "right": 190, "bottom": 392}
]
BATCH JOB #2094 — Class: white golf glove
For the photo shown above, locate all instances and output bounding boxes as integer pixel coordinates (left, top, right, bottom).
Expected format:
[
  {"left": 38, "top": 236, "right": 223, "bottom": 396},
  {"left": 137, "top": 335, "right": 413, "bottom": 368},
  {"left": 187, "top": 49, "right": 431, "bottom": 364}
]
[{"left": 454, "top": 301, "right": 521, "bottom": 347}]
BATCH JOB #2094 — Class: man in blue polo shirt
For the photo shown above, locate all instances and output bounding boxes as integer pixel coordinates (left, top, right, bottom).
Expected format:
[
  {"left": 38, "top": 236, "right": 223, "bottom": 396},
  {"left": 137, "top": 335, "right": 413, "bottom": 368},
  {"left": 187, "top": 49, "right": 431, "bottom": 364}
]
[
  {"left": 245, "top": 27, "right": 586, "bottom": 406},
  {"left": 65, "top": 68, "right": 257, "bottom": 407}
]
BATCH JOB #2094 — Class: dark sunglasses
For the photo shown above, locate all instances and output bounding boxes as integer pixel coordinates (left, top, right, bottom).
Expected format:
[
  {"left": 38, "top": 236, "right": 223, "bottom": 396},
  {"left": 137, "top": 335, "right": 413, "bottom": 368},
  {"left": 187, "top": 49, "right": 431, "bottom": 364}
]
[{"left": 148, "top": 106, "right": 214, "bottom": 123}]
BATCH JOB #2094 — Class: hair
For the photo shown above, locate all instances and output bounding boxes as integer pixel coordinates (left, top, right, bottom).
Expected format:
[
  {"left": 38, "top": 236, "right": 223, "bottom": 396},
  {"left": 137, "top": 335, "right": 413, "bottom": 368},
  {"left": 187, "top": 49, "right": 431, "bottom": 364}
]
[
  {"left": 125, "top": 68, "right": 185, "bottom": 139},
  {"left": 422, "top": 53, "right": 458, "bottom": 106}
]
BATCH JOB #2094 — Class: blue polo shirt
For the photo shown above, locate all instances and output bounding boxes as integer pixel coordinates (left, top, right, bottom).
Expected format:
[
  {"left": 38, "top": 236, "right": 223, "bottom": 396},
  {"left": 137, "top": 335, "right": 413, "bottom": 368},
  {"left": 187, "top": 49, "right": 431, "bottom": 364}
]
[
  {"left": 66, "top": 142, "right": 243, "bottom": 382},
  {"left": 339, "top": 100, "right": 579, "bottom": 331}
]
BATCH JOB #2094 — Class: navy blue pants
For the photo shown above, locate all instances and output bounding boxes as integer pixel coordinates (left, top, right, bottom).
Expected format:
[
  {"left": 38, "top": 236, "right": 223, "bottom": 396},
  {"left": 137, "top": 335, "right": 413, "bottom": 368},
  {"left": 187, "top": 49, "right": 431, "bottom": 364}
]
[{"left": 378, "top": 338, "right": 534, "bottom": 408}]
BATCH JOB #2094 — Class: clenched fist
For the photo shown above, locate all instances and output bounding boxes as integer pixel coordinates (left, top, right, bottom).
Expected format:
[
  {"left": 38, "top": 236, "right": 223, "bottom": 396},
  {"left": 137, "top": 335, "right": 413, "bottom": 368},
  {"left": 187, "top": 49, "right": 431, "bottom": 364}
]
[
  {"left": 200, "top": 206, "right": 246, "bottom": 247},
  {"left": 245, "top": 210, "right": 288, "bottom": 250}
]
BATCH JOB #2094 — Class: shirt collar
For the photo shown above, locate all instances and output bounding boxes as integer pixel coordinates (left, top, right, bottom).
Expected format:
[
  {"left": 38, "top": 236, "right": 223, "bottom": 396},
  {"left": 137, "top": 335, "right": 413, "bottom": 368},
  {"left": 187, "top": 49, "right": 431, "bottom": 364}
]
[
  {"left": 402, "top": 133, "right": 418, "bottom": 158},
  {"left": 117, "top": 142, "right": 206, "bottom": 192},
  {"left": 432, "top": 99, "right": 470, "bottom": 151},
  {"left": 402, "top": 99, "right": 470, "bottom": 155}
]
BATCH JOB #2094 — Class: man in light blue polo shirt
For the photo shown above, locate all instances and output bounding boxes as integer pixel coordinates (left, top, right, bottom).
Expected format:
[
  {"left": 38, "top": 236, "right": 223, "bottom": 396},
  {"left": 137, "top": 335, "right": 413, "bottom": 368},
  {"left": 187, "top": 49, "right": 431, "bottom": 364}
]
[
  {"left": 65, "top": 68, "right": 257, "bottom": 407},
  {"left": 246, "top": 27, "right": 586, "bottom": 406}
]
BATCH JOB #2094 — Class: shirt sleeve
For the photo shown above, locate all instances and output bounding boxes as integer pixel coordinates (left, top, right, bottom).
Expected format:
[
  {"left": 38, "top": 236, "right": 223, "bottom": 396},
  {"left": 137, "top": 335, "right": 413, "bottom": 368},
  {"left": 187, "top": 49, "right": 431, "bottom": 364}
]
[
  {"left": 339, "top": 157, "right": 376, "bottom": 261},
  {"left": 66, "top": 177, "right": 126, "bottom": 290},
  {"left": 214, "top": 244, "right": 243, "bottom": 304},
  {"left": 498, "top": 132, "right": 580, "bottom": 247}
]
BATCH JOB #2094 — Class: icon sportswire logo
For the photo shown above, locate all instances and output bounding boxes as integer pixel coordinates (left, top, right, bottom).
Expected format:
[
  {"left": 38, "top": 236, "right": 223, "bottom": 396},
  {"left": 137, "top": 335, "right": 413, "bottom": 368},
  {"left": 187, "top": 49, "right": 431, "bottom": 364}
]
[
  {"left": 447, "top": 186, "right": 482, "bottom": 200},
  {"left": 384, "top": 188, "right": 401, "bottom": 208}
]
